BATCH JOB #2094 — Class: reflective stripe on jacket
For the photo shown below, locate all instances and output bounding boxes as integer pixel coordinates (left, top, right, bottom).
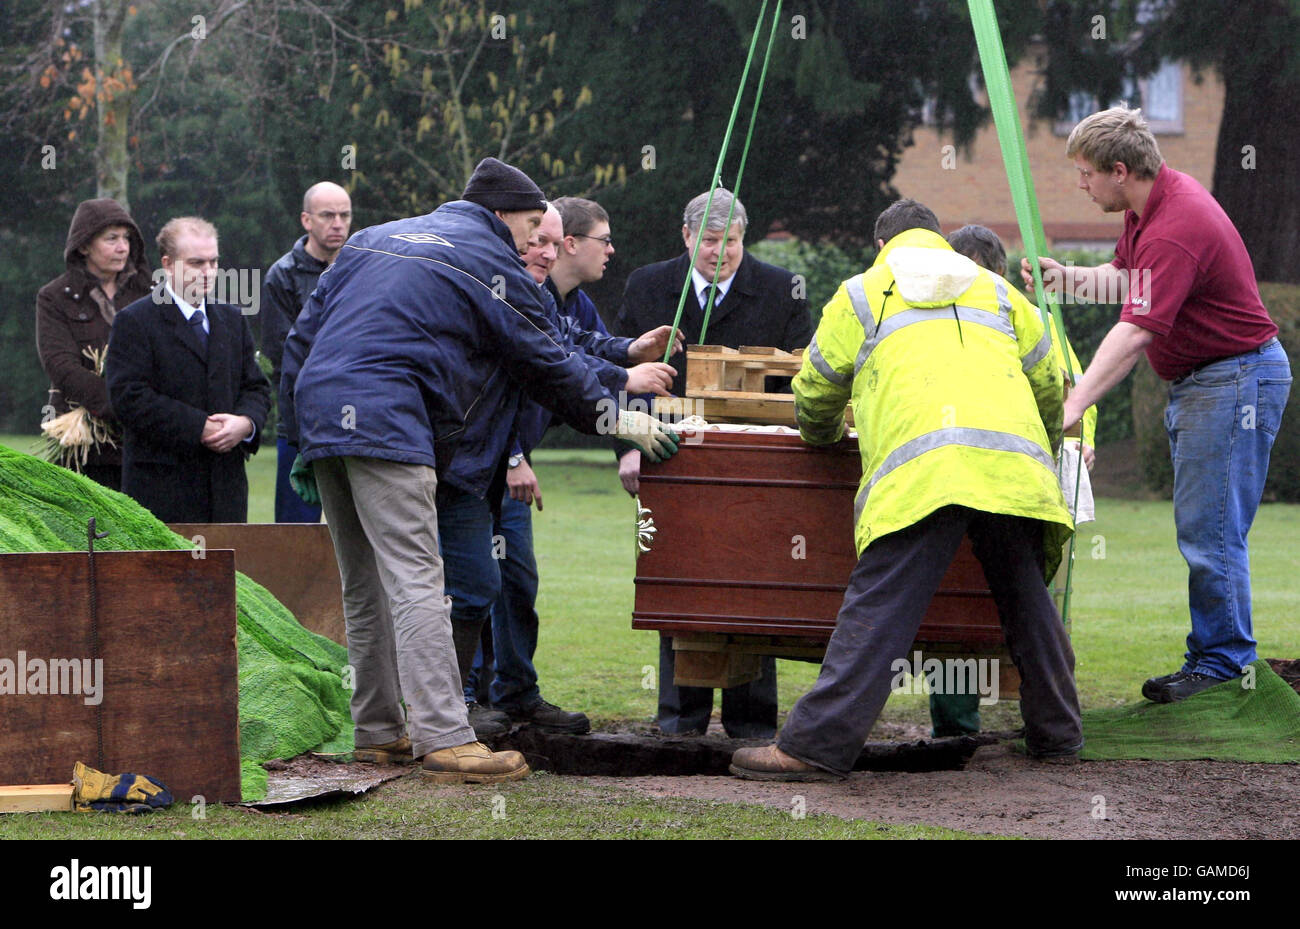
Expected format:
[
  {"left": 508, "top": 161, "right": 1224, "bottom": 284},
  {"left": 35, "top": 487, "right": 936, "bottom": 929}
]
[{"left": 794, "top": 228, "right": 1072, "bottom": 556}]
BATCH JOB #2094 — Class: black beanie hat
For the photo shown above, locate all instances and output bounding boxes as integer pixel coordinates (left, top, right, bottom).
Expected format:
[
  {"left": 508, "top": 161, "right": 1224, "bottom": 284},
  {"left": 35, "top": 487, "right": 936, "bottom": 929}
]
[{"left": 462, "top": 157, "right": 547, "bottom": 213}]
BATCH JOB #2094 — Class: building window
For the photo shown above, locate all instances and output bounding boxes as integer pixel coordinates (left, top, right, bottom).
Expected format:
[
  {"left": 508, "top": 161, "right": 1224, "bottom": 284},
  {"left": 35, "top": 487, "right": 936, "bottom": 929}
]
[
  {"left": 1054, "top": 59, "right": 1183, "bottom": 135},
  {"left": 915, "top": 72, "right": 987, "bottom": 128}
]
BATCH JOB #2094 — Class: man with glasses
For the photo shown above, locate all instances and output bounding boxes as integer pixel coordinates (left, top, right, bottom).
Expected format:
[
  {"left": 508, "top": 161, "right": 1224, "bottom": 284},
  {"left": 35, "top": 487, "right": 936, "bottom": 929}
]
[
  {"left": 261, "top": 181, "right": 353, "bottom": 522},
  {"left": 548, "top": 197, "right": 616, "bottom": 338},
  {"left": 1025, "top": 106, "right": 1291, "bottom": 703}
]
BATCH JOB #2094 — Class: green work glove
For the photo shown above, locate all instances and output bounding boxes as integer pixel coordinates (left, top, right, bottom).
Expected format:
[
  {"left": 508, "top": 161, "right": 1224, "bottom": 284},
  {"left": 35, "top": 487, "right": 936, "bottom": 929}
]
[
  {"left": 290, "top": 454, "right": 320, "bottom": 505},
  {"left": 615, "top": 410, "right": 680, "bottom": 463}
]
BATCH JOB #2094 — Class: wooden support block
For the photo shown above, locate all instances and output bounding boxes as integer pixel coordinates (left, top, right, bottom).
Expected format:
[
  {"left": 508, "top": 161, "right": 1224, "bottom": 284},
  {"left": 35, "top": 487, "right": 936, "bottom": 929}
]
[
  {"left": 690, "top": 388, "right": 796, "bottom": 402},
  {"left": 0, "top": 784, "right": 74, "bottom": 813},
  {"left": 672, "top": 647, "right": 761, "bottom": 689},
  {"left": 686, "top": 356, "right": 724, "bottom": 393},
  {"left": 740, "top": 367, "right": 767, "bottom": 392}
]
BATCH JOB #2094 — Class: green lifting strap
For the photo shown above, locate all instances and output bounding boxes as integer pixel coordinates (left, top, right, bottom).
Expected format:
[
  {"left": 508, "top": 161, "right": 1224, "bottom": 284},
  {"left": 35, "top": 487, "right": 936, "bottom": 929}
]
[
  {"left": 699, "top": 0, "right": 784, "bottom": 344},
  {"left": 968, "top": 0, "right": 1083, "bottom": 625},
  {"left": 662, "top": 0, "right": 783, "bottom": 361}
]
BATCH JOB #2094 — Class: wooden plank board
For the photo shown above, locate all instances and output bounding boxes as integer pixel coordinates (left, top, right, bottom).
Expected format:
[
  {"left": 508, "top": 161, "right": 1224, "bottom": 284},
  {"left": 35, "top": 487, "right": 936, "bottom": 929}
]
[
  {"left": 653, "top": 396, "right": 802, "bottom": 426},
  {"left": 0, "top": 550, "right": 242, "bottom": 802},
  {"left": 0, "top": 784, "right": 74, "bottom": 813},
  {"left": 689, "top": 389, "right": 796, "bottom": 402},
  {"left": 169, "top": 523, "right": 345, "bottom": 646}
]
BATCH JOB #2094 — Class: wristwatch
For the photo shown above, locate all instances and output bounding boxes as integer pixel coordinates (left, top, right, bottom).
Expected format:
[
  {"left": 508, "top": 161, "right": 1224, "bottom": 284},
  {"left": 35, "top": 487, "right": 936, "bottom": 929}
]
[{"left": 508, "top": 453, "right": 525, "bottom": 469}]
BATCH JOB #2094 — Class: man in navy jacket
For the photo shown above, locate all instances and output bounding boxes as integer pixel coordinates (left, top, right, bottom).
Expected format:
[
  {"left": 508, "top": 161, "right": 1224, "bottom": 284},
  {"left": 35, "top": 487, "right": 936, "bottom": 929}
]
[
  {"left": 463, "top": 203, "right": 680, "bottom": 734},
  {"left": 280, "top": 158, "right": 678, "bottom": 782}
]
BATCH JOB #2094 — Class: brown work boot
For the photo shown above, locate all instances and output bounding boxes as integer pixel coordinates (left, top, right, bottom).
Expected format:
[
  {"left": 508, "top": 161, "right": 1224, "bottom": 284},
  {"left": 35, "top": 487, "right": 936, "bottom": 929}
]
[
  {"left": 729, "top": 743, "right": 842, "bottom": 782},
  {"left": 421, "top": 741, "right": 530, "bottom": 784},
  {"left": 353, "top": 736, "right": 416, "bottom": 765}
]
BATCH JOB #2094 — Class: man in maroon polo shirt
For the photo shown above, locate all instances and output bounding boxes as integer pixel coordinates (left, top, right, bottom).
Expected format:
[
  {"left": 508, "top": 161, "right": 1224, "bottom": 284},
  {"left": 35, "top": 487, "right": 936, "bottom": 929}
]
[{"left": 1025, "top": 105, "right": 1291, "bottom": 703}]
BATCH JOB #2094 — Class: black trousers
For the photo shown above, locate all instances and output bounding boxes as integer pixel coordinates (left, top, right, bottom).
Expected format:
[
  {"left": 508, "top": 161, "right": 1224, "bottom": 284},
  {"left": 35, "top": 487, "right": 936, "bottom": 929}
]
[
  {"left": 657, "top": 636, "right": 778, "bottom": 739},
  {"left": 778, "top": 506, "right": 1082, "bottom": 776}
]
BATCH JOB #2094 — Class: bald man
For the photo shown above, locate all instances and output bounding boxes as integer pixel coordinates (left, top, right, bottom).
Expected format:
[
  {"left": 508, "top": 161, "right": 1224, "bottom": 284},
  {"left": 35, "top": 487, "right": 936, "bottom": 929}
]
[{"left": 262, "top": 181, "right": 353, "bottom": 522}]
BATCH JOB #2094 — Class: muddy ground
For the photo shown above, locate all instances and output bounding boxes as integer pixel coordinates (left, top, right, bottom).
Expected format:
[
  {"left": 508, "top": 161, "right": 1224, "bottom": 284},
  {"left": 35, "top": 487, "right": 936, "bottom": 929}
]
[
  {"left": 583, "top": 738, "right": 1298, "bottom": 840},
  {"left": 579, "top": 667, "right": 1300, "bottom": 840}
]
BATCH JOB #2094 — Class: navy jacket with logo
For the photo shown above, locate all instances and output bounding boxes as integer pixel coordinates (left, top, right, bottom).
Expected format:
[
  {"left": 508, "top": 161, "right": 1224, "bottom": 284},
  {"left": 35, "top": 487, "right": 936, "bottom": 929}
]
[{"left": 279, "top": 200, "right": 615, "bottom": 497}]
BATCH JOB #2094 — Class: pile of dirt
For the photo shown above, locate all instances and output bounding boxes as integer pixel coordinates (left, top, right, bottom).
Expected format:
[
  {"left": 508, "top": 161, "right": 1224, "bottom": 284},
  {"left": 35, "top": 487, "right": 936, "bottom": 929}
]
[{"left": 1266, "top": 658, "right": 1300, "bottom": 695}]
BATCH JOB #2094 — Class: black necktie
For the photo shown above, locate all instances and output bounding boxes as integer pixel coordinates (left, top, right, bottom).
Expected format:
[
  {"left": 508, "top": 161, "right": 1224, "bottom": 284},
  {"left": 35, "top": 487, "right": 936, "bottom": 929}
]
[{"left": 189, "top": 308, "right": 208, "bottom": 352}]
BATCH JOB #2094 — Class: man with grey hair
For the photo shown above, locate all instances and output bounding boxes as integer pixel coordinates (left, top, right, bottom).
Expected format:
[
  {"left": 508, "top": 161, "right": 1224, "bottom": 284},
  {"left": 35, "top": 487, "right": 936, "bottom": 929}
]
[
  {"left": 262, "top": 181, "right": 353, "bottom": 522},
  {"left": 614, "top": 187, "right": 812, "bottom": 739},
  {"left": 1025, "top": 104, "right": 1289, "bottom": 704}
]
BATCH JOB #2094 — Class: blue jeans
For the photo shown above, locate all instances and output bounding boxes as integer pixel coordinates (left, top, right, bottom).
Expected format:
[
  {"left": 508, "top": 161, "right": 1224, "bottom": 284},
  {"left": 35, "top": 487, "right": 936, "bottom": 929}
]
[
  {"left": 436, "top": 486, "right": 500, "bottom": 695},
  {"left": 1166, "top": 338, "right": 1291, "bottom": 680},
  {"left": 483, "top": 493, "right": 542, "bottom": 710},
  {"left": 275, "top": 437, "right": 323, "bottom": 523}
]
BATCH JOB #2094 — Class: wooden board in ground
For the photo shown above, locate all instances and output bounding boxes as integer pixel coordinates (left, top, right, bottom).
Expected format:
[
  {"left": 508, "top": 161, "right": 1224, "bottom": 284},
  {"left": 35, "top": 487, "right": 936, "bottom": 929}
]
[
  {"left": 0, "top": 550, "right": 241, "bottom": 802},
  {"left": 169, "top": 523, "right": 345, "bottom": 646}
]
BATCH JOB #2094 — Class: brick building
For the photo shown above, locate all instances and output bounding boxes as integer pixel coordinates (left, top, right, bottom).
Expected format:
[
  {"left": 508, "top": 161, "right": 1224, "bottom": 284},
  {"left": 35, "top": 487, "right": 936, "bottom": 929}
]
[{"left": 890, "top": 43, "right": 1225, "bottom": 250}]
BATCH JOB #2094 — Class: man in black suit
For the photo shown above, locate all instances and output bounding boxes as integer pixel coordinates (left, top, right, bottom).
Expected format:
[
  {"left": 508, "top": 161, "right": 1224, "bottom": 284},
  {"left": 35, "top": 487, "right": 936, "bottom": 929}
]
[
  {"left": 614, "top": 188, "right": 812, "bottom": 739},
  {"left": 107, "top": 217, "right": 270, "bottom": 523}
]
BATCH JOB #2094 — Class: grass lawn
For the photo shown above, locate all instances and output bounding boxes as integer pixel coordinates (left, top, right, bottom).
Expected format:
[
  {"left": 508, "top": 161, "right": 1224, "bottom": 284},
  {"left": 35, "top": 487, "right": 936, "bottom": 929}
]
[
  {"left": 2, "top": 436, "right": 1296, "bottom": 839},
  {"left": 0, "top": 771, "right": 980, "bottom": 840}
]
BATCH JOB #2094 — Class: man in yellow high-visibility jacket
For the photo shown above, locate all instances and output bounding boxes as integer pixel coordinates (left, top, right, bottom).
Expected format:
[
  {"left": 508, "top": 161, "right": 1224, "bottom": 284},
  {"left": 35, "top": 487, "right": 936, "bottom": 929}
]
[{"left": 731, "top": 200, "right": 1083, "bottom": 781}]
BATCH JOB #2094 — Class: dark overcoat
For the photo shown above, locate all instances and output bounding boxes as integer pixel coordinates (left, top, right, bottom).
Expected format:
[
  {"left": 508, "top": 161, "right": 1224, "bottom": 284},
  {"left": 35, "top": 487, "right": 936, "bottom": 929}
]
[
  {"left": 613, "top": 251, "right": 813, "bottom": 396},
  {"left": 106, "top": 285, "right": 270, "bottom": 522}
]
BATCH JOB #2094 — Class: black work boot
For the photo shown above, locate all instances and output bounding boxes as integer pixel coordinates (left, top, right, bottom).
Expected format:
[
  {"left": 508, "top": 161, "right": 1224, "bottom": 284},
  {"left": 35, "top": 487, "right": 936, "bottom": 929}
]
[
  {"left": 1141, "top": 669, "right": 1191, "bottom": 702},
  {"left": 502, "top": 699, "right": 591, "bottom": 734},
  {"left": 1151, "top": 672, "right": 1235, "bottom": 704},
  {"left": 466, "top": 702, "right": 510, "bottom": 740}
]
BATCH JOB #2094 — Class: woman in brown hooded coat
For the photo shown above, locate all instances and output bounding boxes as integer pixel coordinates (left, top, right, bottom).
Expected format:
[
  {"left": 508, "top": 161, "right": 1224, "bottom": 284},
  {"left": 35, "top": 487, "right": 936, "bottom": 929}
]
[{"left": 35, "top": 198, "right": 154, "bottom": 490}]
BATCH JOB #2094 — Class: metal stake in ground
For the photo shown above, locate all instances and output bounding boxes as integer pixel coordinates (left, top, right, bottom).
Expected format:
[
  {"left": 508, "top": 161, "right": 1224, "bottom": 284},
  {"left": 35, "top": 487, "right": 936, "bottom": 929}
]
[{"left": 86, "top": 517, "right": 109, "bottom": 772}]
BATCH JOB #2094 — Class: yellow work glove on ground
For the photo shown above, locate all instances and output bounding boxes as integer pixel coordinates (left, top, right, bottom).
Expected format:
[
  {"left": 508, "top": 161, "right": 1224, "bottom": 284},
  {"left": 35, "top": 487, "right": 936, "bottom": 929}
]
[{"left": 73, "top": 761, "right": 173, "bottom": 814}]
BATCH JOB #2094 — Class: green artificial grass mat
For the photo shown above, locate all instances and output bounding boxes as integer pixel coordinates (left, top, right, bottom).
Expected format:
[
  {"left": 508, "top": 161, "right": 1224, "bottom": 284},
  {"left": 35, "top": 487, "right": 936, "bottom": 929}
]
[{"left": 1078, "top": 659, "right": 1300, "bottom": 763}]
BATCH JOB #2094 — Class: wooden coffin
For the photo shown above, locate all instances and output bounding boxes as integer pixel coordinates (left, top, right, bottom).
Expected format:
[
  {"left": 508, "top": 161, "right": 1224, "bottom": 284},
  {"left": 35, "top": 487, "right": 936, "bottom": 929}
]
[{"left": 633, "top": 429, "right": 1023, "bottom": 694}]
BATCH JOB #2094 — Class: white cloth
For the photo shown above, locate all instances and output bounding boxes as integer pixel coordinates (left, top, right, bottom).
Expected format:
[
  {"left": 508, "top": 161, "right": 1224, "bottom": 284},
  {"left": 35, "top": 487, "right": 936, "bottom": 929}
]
[{"left": 1057, "top": 441, "right": 1095, "bottom": 524}]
